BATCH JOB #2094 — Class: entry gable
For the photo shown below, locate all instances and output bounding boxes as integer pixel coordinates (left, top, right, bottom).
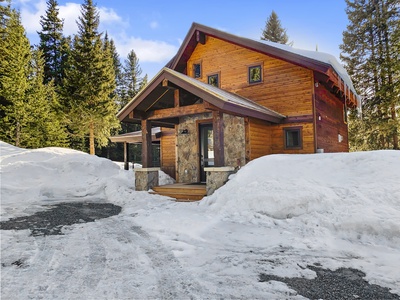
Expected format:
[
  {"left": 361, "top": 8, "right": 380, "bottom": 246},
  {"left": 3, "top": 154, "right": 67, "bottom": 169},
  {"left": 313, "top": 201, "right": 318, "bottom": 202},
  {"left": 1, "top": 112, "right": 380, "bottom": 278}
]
[{"left": 117, "top": 68, "right": 285, "bottom": 124}]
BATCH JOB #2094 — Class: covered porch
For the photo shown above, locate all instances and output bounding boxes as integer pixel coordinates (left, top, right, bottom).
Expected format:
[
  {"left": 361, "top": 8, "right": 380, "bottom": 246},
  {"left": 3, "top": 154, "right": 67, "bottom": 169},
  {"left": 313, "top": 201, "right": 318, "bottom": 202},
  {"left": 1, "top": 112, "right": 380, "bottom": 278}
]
[{"left": 114, "top": 67, "right": 284, "bottom": 199}]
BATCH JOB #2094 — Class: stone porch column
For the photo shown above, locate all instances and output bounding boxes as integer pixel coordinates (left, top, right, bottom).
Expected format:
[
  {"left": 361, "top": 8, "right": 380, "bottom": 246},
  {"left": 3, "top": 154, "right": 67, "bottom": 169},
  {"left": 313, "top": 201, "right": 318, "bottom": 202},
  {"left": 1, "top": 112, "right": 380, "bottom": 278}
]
[
  {"left": 135, "top": 168, "right": 160, "bottom": 191},
  {"left": 204, "top": 166, "right": 235, "bottom": 196}
]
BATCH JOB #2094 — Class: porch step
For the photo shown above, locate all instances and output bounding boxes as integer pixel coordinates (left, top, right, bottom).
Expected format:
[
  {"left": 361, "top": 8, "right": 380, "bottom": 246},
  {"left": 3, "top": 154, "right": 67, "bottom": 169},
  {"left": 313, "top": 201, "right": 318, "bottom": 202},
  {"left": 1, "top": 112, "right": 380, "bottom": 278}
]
[{"left": 151, "top": 183, "right": 207, "bottom": 202}]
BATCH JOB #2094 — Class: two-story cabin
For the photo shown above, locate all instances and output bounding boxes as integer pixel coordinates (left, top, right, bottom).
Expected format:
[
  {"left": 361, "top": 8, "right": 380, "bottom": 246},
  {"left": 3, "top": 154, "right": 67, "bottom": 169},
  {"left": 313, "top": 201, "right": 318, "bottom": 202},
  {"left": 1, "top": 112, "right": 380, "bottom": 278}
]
[{"left": 114, "top": 23, "right": 359, "bottom": 199}]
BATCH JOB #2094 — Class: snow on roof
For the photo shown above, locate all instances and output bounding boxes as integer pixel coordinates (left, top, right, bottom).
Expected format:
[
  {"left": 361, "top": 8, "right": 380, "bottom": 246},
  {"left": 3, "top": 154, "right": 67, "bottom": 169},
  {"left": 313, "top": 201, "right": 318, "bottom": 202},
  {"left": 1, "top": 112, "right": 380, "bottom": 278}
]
[{"left": 259, "top": 39, "right": 359, "bottom": 103}]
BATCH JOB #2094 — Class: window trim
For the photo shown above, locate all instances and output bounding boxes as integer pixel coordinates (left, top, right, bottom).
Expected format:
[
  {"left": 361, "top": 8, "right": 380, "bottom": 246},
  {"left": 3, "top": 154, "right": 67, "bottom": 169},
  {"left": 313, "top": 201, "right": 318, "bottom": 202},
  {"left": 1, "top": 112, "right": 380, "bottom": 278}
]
[
  {"left": 207, "top": 72, "right": 220, "bottom": 88},
  {"left": 283, "top": 126, "right": 303, "bottom": 150},
  {"left": 192, "top": 60, "right": 202, "bottom": 79},
  {"left": 248, "top": 63, "right": 263, "bottom": 85}
]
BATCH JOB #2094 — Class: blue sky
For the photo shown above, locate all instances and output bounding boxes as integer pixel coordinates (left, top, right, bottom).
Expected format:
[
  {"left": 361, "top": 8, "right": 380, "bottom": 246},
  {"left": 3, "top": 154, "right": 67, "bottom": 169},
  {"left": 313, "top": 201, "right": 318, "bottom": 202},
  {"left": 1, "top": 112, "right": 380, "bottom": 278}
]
[{"left": 12, "top": 0, "right": 349, "bottom": 79}]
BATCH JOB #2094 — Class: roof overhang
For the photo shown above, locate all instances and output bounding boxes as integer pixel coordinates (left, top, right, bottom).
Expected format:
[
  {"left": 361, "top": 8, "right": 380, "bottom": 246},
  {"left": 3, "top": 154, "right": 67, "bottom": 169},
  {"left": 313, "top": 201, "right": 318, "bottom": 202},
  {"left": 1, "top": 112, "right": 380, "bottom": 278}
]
[{"left": 109, "top": 127, "right": 161, "bottom": 144}]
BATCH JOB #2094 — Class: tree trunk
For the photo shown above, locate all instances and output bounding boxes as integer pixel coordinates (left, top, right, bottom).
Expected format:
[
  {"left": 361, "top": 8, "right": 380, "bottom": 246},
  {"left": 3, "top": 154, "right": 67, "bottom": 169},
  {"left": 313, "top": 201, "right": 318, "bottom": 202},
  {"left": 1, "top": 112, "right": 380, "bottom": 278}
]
[
  {"left": 16, "top": 121, "right": 20, "bottom": 147},
  {"left": 392, "top": 104, "right": 399, "bottom": 149},
  {"left": 89, "top": 122, "right": 95, "bottom": 155}
]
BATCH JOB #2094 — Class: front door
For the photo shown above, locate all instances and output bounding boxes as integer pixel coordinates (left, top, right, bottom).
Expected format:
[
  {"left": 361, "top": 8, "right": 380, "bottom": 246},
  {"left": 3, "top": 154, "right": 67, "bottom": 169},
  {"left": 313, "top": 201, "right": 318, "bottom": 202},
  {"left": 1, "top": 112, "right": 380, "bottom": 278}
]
[{"left": 199, "top": 124, "right": 214, "bottom": 182}]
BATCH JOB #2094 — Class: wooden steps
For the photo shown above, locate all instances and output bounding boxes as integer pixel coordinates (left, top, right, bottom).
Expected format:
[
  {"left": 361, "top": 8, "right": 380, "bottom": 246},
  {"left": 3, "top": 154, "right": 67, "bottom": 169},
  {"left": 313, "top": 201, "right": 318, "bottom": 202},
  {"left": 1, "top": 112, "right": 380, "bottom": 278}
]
[{"left": 151, "top": 183, "right": 207, "bottom": 202}]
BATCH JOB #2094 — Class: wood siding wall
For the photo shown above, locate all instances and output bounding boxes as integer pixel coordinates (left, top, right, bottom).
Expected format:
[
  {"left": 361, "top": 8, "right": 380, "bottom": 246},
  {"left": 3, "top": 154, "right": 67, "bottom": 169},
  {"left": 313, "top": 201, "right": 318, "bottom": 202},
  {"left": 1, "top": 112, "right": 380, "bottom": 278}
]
[
  {"left": 188, "top": 36, "right": 314, "bottom": 116},
  {"left": 160, "top": 127, "right": 176, "bottom": 179},
  {"left": 245, "top": 118, "right": 272, "bottom": 161},
  {"left": 315, "top": 85, "right": 349, "bottom": 152},
  {"left": 271, "top": 123, "right": 315, "bottom": 154}
]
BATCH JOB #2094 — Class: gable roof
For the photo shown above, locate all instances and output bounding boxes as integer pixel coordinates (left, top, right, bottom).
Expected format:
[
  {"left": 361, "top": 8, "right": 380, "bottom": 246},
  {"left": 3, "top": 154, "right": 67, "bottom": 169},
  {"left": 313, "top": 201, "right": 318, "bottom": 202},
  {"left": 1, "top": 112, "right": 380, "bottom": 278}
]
[
  {"left": 117, "top": 67, "right": 285, "bottom": 124},
  {"left": 167, "top": 22, "right": 360, "bottom": 108}
]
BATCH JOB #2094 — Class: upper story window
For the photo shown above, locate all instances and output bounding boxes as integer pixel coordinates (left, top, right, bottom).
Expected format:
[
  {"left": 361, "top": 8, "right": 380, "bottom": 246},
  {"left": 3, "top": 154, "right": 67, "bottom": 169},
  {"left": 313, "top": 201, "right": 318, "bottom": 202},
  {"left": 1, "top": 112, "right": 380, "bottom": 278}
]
[
  {"left": 193, "top": 63, "right": 201, "bottom": 78},
  {"left": 207, "top": 73, "right": 219, "bottom": 87},
  {"left": 248, "top": 64, "right": 262, "bottom": 84},
  {"left": 284, "top": 127, "right": 302, "bottom": 149}
]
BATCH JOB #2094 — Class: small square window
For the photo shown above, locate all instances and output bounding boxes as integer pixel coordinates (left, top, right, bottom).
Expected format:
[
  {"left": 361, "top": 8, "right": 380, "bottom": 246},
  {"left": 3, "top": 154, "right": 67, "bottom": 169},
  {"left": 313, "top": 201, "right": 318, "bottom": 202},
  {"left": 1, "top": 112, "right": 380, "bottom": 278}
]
[
  {"left": 208, "top": 73, "right": 219, "bottom": 87},
  {"left": 284, "top": 127, "right": 302, "bottom": 149},
  {"left": 249, "top": 65, "right": 262, "bottom": 84},
  {"left": 193, "top": 63, "right": 201, "bottom": 78}
]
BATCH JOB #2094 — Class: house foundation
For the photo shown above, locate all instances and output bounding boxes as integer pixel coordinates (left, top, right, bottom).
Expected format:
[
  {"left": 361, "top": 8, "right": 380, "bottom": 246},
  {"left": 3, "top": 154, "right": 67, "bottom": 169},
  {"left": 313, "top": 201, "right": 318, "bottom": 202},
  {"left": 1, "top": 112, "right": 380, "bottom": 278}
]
[
  {"left": 135, "top": 168, "right": 160, "bottom": 191},
  {"left": 204, "top": 166, "right": 235, "bottom": 195}
]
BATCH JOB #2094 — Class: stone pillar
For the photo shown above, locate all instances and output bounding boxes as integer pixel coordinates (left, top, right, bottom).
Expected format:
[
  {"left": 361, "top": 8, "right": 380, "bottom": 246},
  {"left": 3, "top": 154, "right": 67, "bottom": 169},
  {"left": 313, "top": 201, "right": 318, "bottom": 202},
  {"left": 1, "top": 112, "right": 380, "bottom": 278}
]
[
  {"left": 204, "top": 166, "right": 235, "bottom": 196},
  {"left": 135, "top": 168, "right": 160, "bottom": 191}
]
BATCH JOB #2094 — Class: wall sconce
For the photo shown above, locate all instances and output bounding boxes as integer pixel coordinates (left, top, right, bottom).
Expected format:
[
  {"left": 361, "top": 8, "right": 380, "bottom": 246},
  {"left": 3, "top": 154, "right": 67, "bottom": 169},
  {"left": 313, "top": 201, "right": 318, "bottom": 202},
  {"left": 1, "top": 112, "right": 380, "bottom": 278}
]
[
  {"left": 315, "top": 82, "right": 319, "bottom": 88},
  {"left": 180, "top": 129, "right": 189, "bottom": 134}
]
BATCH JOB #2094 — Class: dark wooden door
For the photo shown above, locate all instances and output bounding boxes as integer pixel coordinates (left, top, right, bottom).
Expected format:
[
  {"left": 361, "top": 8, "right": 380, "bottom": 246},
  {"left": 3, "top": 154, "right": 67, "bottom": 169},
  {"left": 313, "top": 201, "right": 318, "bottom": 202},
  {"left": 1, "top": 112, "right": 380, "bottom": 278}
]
[{"left": 199, "top": 123, "right": 214, "bottom": 182}]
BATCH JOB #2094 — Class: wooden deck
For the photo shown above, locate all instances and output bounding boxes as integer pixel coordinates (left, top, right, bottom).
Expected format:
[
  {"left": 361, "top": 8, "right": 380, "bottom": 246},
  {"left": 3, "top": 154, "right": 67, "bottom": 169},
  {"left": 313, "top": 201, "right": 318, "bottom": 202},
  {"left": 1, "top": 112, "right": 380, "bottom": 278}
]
[{"left": 151, "top": 183, "right": 207, "bottom": 202}]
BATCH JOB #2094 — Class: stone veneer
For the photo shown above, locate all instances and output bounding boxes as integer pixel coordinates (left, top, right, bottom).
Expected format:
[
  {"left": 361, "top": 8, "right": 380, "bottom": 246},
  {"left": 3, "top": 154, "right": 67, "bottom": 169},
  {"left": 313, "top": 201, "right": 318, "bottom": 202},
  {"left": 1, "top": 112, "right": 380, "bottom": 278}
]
[
  {"left": 223, "top": 114, "right": 246, "bottom": 168},
  {"left": 176, "top": 112, "right": 211, "bottom": 183},
  {"left": 205, "top": 166, "right": 235, "bottom": 195},
  {"left": 135, "top": 168, "right": 159, "bottom": 191},
  {"left": 176, "top": 112, "right": 246, "bottom": 183}
]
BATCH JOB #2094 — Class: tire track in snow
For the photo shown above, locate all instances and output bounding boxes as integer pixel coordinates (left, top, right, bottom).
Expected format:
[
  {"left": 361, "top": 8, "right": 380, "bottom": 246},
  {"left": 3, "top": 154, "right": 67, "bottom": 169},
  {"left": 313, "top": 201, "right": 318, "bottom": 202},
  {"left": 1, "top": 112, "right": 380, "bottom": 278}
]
[
  {"left": 2, "top": 214, "right": 208, "bottom": 299},
  {"left": 129, "top": 223, "right": 204, "bottom": 299},
  {"left": 1, "top": 233, "right": 56, "bottom": 299}
]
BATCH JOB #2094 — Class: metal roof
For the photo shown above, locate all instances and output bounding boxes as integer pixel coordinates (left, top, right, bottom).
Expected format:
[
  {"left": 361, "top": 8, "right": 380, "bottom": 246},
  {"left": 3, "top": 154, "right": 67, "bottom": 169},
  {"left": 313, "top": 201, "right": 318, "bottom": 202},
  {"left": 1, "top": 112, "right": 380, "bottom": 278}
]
[{"left": 109, "top": 127, "right": 161, "bottom": 144}]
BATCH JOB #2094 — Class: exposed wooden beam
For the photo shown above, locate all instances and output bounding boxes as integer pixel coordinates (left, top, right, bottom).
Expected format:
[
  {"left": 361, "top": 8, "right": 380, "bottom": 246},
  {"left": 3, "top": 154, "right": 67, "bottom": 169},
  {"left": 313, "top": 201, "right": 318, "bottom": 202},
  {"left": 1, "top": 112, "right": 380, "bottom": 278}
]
[
  {"left": 146, "top": 103, "right": 209, "bottom": 121},
  {"left": 123, "top": 142, "right": 129, "bottom": 170},
  {"left": 151, "top": 119, "right": 180, "bottom": 127},
  {"left": 196, "top": 30, "right": 206, "bottom": 44},
  {"left": 213, "top": 111, "right": 224, "bottom": 167},
  {"left": 281, "top": 114, "right": 314, "bottom": 124},
  {"left": 141, "top": 119, "right": 153, "bottom": 168},
  {"left": 174, "top": 89, "right": 179, "bottom": 107}
]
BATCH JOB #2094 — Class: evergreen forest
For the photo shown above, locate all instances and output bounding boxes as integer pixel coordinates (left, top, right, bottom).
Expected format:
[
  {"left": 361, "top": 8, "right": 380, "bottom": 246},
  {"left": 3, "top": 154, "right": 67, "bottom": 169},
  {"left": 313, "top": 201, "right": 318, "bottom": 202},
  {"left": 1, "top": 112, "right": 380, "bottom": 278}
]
[
  {"left": 1, "top": 0, "right": 399, "bottom": 161},
  {"left": 0, "top": 0, "right": 147, "bottom": 161}
]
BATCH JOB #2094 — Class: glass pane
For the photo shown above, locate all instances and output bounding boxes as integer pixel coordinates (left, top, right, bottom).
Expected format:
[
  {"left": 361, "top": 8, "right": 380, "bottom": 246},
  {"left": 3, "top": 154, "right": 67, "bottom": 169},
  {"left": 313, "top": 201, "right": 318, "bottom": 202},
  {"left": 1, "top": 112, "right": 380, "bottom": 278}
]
[
  {"left": 207, "top": 129, "right": 214, "bottom": 166},
  {"left": 249, "top": 65, "right": 261, "bottom": 83},
  {"left": 286, "top": 130, "right": 300, "bottom": 147},
  {"left": 194, "top": 64, "right": 201, "bottom": 78},
  {"left": 208, "top": 74, "right": 219, "bottom": 87}
]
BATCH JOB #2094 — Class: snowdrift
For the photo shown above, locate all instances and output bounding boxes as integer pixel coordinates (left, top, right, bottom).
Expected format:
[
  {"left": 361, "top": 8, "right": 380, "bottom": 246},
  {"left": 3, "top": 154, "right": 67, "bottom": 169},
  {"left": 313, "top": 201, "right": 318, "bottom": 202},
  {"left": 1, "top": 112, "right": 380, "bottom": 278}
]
[{"left": 201, "top": 151, "right": 400, "bottom": 246}]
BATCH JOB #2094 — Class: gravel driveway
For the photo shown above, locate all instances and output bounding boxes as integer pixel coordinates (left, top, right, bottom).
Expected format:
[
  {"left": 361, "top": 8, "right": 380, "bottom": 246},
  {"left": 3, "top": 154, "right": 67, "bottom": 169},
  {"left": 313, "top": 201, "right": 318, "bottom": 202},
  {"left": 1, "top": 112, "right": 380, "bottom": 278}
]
[{"left": 1, "top": 202, "right": 399, "bottom": 299}]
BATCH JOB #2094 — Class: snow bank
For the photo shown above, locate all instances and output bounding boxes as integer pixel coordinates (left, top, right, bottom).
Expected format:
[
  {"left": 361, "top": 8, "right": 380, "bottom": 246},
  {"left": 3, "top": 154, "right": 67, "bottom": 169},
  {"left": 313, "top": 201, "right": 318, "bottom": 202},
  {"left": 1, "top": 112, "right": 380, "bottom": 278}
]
[
  {"left": 0, "top": 141, "right": 173, "bottom": 219},
  {"left": 201, "top": 151, "right": 400, "bottom": 246}
]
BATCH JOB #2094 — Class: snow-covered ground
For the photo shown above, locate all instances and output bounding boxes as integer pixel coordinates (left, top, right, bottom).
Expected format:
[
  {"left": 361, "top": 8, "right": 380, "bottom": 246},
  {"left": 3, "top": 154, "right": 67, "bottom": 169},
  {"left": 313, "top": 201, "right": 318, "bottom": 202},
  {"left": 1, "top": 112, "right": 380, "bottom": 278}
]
[{"left": 1, "top": 141, "right": 399, "bottom": 299}]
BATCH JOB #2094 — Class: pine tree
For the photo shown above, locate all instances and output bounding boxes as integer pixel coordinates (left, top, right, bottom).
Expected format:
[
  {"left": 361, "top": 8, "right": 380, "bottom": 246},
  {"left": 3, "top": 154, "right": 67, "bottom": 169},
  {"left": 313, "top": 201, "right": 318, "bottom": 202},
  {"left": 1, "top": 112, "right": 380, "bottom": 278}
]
[
  {"left": 23, "top": 49, "right": 69, "bottom": 148},
  {"left": 0, "top": 7, "right": 31, "bottom": 146},
  {"left": 261, "top": 10, "right": 289, "bottom": 44},
  {"left": 62, "top": 0, "right": 119, "bottom": 154},
  {"left": 107, "top": 36, "right": 124, "bottom": 105},
  {"left": 340, "top": 0, "right": 399, "bottom": 150},
  {"left": 38, "top": 0, "right": 64, "bottom": 86},
  {"left": 121, "top": 49, "right": 146, "bottom": 108}
]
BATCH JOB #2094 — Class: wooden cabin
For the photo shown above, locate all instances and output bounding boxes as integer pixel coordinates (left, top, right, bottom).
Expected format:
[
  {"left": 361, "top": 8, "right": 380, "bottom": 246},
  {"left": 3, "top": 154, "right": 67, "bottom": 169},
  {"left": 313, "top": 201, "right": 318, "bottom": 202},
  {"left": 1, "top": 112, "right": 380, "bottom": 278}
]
[{"left": 114, "top": 23, "right": 359, "bottom": 198}]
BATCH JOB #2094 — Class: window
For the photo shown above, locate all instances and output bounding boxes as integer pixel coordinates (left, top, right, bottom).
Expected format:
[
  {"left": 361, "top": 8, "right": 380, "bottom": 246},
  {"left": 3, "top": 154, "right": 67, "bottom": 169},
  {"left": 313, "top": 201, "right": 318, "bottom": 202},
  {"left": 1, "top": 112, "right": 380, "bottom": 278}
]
[
  {"left": 248, "top": 65, "right": 262, "bottom": 84},
  {"left": 207, "top": 73, "right": 219, "bottom": 87},
  {"left": 193, "top": 63, "right": 201, "bottom": 78},
  {"left": 284, "top": 127, "right": 302, "bottom": 149}
]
